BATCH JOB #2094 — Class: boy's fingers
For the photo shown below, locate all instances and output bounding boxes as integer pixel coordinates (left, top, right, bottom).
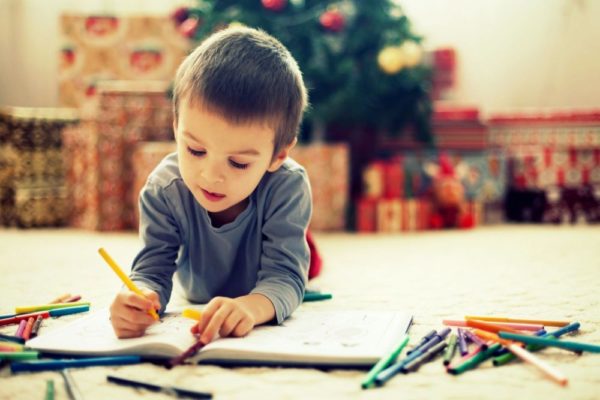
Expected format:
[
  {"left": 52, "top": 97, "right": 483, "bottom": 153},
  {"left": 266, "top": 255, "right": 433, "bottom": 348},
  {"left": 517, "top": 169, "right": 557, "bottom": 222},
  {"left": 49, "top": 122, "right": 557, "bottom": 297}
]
[
  {"left": 141, "top": 290, "right": 161, "bottom": 310},
  {"left": 219, "top": 310, "right": 243, "bottom": 338},
  {"left": 125, "top": 291, "right": 156, "bottom": 312},
  {"left": 232, "top": 318, "right": 254, "bottom": 337},
  {"left": 195, "top": 297, "right": 223, "bottom": 334},
  {"left": 201, "top": 306, "right": 232, "bottom": 344}
]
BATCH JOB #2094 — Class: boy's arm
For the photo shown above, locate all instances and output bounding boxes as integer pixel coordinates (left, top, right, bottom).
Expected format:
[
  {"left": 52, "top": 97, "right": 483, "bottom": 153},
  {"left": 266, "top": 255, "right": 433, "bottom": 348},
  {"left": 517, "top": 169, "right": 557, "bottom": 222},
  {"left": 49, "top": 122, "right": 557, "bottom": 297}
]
[
  {"left": 251, "top": 169, "right": 312, "bottom": 324},
  {"left": 129, "top": 179, "right": 181, "bottom": 314}
]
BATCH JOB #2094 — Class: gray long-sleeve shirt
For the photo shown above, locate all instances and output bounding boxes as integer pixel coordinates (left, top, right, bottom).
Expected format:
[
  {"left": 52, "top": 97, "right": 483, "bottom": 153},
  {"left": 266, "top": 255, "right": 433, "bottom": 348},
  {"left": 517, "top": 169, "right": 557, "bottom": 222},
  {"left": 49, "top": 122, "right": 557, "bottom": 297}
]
[{"left": 130, "top": 152, "right": 312, "bottom": 323}]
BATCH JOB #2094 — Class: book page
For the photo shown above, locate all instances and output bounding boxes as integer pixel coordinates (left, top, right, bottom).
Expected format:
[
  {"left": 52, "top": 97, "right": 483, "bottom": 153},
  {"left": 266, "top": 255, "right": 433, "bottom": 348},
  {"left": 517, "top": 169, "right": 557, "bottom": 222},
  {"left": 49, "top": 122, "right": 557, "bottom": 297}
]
[
  {"left": 198, "top": 310, "right": 412, "bottom": 365},
  {"left": 27, "top": 308, "right": 197, "bottom": 358}
]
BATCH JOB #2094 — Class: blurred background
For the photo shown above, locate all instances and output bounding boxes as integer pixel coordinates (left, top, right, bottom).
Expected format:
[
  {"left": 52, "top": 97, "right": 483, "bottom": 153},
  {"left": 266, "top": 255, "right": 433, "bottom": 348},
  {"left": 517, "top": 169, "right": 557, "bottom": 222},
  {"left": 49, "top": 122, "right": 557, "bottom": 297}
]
[{"left": 1, "top": 0, "right": 599, "bottom": 233}]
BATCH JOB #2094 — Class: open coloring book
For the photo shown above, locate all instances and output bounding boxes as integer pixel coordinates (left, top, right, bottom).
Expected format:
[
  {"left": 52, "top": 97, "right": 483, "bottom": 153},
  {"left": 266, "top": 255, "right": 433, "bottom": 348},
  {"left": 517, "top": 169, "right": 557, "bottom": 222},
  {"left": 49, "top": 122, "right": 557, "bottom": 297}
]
[{"left": 26, "top": 308, "right": 412, "bottom": 367}]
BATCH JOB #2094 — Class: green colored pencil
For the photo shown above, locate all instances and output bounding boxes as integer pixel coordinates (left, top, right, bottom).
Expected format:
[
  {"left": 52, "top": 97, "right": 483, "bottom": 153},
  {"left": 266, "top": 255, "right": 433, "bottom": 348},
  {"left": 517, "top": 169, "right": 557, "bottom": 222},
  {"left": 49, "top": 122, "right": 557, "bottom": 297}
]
[
  {"left": 447, "top": 343, "right": 501, "bottom": 375},
  {"left": 361, "top": 335, "right": 409, "bottom": 389},
  {"left": 0, "top": 351, "right": 39, "bottom": 360}
]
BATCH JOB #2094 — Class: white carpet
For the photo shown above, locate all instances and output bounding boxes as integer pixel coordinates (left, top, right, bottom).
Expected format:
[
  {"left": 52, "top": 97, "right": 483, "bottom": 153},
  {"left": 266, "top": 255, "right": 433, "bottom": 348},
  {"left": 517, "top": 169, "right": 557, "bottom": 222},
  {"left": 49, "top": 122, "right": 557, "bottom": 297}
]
[{"left": 1, "top": 225, "right": 599, "bottom": 399}]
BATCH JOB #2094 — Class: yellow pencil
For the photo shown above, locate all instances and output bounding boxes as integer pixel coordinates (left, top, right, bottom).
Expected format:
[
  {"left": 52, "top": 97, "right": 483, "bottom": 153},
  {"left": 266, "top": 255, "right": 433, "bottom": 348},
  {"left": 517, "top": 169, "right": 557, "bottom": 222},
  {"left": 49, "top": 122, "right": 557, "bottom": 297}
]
[
  {"left": 182, "top": 308, "right": 203, "bottom": 321},
  {"left": 98, "top": 248, "right": 159, "bottom": 321},
  {"left": 15, "top": 302, "right": 90, "bottom": 314},
  {"left": 465, "top": 315, "right": 570, "bottom": 327}
]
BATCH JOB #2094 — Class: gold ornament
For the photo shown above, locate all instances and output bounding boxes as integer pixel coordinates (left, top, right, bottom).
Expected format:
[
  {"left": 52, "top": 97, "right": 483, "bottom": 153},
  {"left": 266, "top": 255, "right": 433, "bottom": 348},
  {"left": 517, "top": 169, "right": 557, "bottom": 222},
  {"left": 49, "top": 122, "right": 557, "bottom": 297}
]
[
  {"left": 228, "top": 21, "right": 246, "bottom": 29},
  {"left": 377, "top": 46, "right": 404, "bottom": 75},
  {"left": 400, "top": 41, "right": 422, "bottom": 67}
]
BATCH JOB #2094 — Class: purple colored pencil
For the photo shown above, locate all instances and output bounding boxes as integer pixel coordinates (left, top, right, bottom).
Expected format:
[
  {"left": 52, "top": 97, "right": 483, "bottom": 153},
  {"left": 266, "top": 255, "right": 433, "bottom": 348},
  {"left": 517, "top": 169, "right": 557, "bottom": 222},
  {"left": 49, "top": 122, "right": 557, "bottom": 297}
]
[
  {"left": 463, "top": 329, "right": 488, "bottom": 350},
  {"left": 457, "top": 328, "right": 468, "bottom": 356},
  {"left": 168, "top": 340, "right": 205, "bottom": 368}
]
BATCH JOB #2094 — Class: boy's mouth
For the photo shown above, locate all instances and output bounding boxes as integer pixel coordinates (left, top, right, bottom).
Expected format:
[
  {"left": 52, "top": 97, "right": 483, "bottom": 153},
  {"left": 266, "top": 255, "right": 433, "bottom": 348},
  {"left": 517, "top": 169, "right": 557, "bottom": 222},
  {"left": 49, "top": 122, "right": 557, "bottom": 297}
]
[{"left": 201, "top": 189, "right": 226, "bottom": 202}]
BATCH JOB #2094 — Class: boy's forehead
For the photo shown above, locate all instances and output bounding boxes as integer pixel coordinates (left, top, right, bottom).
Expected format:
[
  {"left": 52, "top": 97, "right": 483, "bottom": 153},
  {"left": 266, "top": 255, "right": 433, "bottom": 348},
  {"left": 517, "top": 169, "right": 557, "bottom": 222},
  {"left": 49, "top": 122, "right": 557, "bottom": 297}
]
[{"left": 180, "top": 96, "right": 278, "bottom": 137}]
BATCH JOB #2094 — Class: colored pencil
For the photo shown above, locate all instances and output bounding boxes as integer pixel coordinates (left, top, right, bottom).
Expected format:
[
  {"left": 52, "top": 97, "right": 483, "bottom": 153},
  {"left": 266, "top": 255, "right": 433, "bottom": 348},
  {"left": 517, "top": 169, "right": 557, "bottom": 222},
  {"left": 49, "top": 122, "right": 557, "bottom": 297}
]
[
  {"left": 443, "top": 319, "right": 543, "bottom": 331},
  {"left": 465, "top": 319, "right": 525, "bottom": 335},
  {"left": 446, "top": 343, "right": 502, "bottom": 375},
  {"left": 98, "top": 248, "right": 159, "bottom": 321},
  {"left": 494, "top": 322, "right": 581, "bottom": 366},
  {"left": 15, "top": 302, "right": 90, "bottom": 314},
  {"left": 361, "top": 335, "right": 409, "bottom": 388},
  {"left": 443, "top": 333, "right": 458, "bottom": 366},
  {"left": 10, "top": 356, "right": 142, "bottom": 373},
  {"left": 21, "top": 317, "right": 35, "bottom": 340},
  {"left": 498, "top": 331, "right": 600, "bottom": 353},
  {"left": 182, "top": 308, "right": 203, "bottom": 321},
  {"left": 45, "top": 379, "right": 55, "bottom": 400},
  {"left": 465, "top": 315, "right": 570, "bottom": 327},
  {"left": 0, "top": 351, "right": 40, "bottom": 360},
  {"left": 473, "top": 329, "right": 568, "bottom": 386}
]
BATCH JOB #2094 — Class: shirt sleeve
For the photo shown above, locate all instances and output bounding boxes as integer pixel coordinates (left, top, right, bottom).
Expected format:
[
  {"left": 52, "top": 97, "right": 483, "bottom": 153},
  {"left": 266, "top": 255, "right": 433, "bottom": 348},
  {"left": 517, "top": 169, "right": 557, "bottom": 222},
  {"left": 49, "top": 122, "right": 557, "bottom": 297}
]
[
  {"left": 251, "top": 169, "right": 312, "bottom": 324},
  {"left": 129, "top": 179, "right": 182, "bottom": 314}
]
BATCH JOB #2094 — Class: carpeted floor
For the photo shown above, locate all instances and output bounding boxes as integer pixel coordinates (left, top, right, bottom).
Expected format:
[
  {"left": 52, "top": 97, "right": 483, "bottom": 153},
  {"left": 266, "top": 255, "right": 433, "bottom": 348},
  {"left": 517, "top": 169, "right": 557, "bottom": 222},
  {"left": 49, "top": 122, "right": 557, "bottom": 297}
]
[{"left": 1, "top": 225, "right": 599, "bottom": 399}]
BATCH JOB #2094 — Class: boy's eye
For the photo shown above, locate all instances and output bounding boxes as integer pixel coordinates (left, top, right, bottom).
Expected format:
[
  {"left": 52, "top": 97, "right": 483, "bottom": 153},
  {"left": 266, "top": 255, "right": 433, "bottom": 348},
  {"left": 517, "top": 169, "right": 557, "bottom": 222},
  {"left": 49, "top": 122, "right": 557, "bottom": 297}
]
[
  {"left": 229, "top": 159, "right": 249, "bottom": 170},
  {"left": 187, "top": 147, "right": 206, "bottom": 157}
]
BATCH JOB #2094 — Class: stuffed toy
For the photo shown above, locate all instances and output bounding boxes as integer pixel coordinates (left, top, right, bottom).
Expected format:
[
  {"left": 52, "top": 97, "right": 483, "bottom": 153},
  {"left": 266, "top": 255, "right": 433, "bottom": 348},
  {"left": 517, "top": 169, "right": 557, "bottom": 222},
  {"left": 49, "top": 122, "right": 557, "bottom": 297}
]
[{"left": 425, "top": 153, "right": 474, "bottom": 229}]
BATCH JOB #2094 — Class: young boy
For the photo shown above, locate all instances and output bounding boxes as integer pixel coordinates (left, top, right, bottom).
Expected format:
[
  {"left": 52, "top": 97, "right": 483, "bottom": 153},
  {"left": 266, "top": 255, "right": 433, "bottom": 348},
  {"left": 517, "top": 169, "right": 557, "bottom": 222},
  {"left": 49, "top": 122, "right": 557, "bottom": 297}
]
[{"left": 109, "top": 27, "right": 311, "bottom": 344}]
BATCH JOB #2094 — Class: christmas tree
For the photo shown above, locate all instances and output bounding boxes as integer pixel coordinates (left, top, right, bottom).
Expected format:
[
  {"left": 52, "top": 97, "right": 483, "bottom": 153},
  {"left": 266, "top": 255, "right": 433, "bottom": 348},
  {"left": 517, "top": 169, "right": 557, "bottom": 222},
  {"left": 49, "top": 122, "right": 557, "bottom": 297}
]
[{"left": 171, "top": 0, "right": 433, "bottom": 144}]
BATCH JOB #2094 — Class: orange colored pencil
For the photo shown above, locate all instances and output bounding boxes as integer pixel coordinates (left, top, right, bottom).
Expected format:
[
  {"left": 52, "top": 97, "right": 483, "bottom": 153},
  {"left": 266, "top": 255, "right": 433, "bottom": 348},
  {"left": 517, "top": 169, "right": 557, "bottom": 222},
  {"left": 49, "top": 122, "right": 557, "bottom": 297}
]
[
  {"left": 21, "top": 317, "right": 35, "bottom": 341},
  {"left": 465, "top": 319, "right": 524, "bottom": 335},
  {"left": 465, "top": 315, "right": 570, "bottom": 327}
]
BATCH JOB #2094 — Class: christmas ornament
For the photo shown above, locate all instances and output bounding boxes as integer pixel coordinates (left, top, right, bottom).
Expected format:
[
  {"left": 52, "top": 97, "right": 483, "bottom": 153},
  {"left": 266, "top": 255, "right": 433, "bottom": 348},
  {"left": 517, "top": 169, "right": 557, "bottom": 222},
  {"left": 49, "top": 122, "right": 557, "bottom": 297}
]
[
  {"left": 171, "top": 7, "right": 190, "bottom": 26},
  {"left": 400, "top": 41, "right": 422, "bottom": 67},
  {"left": 377, "top": 46, "right": 404, "bottom": 75},
  {"left": 262, "top": 0, "right": 287, "bottom": 12},
  {"left": 179, "top": 17, "right": 199, "bottom": 38},
  {"left": 228, "top": 21, "right": 246, "bottom": 29},
  {"left": 319, "top": 9, "right": 345, "bottom": 32}
]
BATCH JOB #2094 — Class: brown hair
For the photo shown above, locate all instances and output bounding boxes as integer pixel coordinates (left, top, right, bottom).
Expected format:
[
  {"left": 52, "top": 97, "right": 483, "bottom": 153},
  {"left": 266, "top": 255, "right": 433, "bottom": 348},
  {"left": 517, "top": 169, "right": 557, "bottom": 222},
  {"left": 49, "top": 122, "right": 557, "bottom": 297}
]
[{"left": 173, "top": 27, "right": 308, "bottom": 157}]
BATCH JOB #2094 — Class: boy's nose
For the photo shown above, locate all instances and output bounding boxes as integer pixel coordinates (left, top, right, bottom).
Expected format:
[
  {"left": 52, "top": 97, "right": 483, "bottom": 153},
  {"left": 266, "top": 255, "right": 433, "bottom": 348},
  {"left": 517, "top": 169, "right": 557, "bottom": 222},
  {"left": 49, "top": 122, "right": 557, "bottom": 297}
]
[{"left": 200, "top": 163, "right": 225, "bottom": 184}]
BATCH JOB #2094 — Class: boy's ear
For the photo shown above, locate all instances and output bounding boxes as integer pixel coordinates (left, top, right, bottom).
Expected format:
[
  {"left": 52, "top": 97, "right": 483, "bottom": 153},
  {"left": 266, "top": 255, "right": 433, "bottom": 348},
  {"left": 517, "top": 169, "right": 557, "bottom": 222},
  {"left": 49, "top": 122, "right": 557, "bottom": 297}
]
[{"left": 267, "top": 137, "right": 297, "bottom": 172}]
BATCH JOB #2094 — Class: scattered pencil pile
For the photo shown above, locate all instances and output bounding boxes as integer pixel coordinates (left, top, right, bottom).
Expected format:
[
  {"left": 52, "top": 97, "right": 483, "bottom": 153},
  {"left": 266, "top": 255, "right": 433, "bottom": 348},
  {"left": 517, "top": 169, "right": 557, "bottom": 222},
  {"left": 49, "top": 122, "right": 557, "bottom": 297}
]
[
  {"left": 0, "top": 293, "right": 89, "bottom": 363},
  {"left": 362, "top": 315, "right": 600, "bottom": 389}
]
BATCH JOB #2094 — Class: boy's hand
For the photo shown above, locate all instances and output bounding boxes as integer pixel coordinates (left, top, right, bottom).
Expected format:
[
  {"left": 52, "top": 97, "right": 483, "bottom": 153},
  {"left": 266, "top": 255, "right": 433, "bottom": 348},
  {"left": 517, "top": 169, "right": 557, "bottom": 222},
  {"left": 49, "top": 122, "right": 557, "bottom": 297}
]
[
  {"left": 191, "top": 294, "right": 275, "bottom": 344},
  {"left": 109, "top": 288, "right": 161, "bottom": 339}
]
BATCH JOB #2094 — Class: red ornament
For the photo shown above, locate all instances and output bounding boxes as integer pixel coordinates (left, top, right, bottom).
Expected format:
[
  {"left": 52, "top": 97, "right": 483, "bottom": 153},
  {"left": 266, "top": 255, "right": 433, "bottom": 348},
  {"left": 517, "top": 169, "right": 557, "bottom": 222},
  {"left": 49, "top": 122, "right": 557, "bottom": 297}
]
[
  {"left": 262, "top": 0, "right": 287, "bottom": 12},
  {"left": 171, "top": 7, "right": 190, "bottom": 26},
  {"left": 319, "top": 9, "right": 345, "bottom": 32},
  {"left": 179, "top": 17, "right": 199, "bottom": 38}
]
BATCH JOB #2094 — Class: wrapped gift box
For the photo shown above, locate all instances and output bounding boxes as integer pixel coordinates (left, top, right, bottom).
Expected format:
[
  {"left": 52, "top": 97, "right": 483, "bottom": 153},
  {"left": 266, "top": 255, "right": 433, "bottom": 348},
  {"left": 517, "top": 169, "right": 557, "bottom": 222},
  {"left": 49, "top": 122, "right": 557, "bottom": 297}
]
[
  {"left": 0, "top": 107, "right": 78, "bottom": 227},
  {"left": 290, "top": 143, "right": 349, "bottom": 231},
  {"left": 60, "top": 14, "right": 191, "bottom": 109},
  {"left": 63, "top": 81, "right": 173, "bottom": 230},
  {"left": 489, "top": 110, "right": 600, "bottom": 189}
]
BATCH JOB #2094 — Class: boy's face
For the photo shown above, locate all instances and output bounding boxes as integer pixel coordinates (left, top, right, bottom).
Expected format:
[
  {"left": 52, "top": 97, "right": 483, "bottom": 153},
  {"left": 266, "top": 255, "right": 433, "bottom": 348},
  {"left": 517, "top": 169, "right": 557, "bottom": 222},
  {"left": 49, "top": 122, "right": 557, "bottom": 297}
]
[{"left": 174, "top": 98, "right": 292, "bottom": 221}]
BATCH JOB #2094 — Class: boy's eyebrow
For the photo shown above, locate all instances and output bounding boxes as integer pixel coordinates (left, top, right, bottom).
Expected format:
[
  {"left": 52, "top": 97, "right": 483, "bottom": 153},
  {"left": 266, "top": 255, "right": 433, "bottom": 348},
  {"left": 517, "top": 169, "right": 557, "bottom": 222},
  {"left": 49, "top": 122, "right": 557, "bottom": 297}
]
[{"left": 231, "top": 148, "right": 260, "bottom": 156}]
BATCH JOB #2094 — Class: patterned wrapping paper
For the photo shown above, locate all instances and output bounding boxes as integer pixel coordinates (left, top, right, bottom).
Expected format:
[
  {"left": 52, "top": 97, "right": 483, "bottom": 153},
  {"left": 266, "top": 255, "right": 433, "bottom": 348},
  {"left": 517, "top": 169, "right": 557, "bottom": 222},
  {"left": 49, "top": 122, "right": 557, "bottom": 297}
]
[
  {"left": 0, "top": 112, "right": 16, "bottom": 225},
  {"left": 0, "top": 107, "right": 78, "bottom": 227},
  {"left": 131, "top": 141, "right": 176, "bottom": 228},
  {"left": 356, "top": 198, "right": 433, "bottom": 233},
  {"left": 59, "top": 14, "right": 191, "bottom": 109},
  {"left": 290, "top": 143, "right": 350, "bottom": 231},
  {"left": 63, "top": 81, "right": 173, "bottom": 230},
  {"left": 489, "top": 112, "right": 600, "bottom": 189}
]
